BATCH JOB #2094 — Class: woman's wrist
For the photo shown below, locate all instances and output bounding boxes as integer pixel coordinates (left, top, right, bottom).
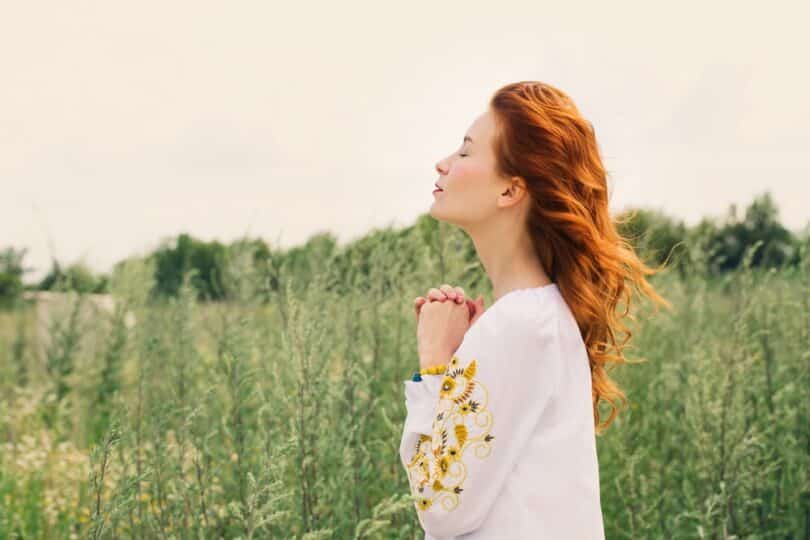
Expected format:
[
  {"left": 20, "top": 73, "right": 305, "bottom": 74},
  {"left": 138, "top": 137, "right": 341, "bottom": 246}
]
[
  {"left": 410, "top": 363, "right": 448, "bottom": 382},
  {"left": 418, "top": 348, "right": 453, "bottom": 371},
  {"left": 408, "top": 349, "right": 452, "bottom": 382},
  {"left": 420, "top": 364, "right": 447, "bottom": 375}
]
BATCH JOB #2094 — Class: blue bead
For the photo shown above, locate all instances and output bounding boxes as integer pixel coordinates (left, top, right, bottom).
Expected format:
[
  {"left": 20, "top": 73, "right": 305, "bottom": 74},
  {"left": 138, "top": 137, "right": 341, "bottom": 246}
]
[{"left": 411, "top": 371, "right": 422, "bottom": 382}]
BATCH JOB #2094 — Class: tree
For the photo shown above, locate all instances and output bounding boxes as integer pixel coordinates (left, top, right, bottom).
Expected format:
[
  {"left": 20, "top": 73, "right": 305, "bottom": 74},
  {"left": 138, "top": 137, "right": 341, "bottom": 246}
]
[
  {"left": 37, "top": 259, "right": 107, "bottom": 294},
  {"left": 704, "top": 192, "right": 796, "bottom": 272},
  {"left": 0, "top": 246, "right": 34, "bottom": 308}
]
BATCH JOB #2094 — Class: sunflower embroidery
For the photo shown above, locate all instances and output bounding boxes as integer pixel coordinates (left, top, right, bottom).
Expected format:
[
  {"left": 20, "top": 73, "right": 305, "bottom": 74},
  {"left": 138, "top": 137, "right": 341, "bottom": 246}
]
[
  {"left": 417, "top": 497, "right": 432, "bottom": 511},
  {"left": 439, "top": 376, "right": 456, "bottom": 398},
  {"left": 404, "top": 355, "right": 495, "bottom": 513}
]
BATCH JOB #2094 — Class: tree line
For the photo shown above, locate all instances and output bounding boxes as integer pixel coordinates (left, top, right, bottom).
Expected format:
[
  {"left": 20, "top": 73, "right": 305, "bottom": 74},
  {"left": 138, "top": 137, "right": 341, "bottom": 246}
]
[{"left": 1, "top": 191, "right": 806, "bottom": 308}]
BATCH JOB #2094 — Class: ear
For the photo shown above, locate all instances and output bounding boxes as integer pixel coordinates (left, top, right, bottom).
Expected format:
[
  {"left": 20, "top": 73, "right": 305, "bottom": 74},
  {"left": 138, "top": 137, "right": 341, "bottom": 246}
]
[{"left": 499, "top": 176, "right": 529, "bottom": 208}]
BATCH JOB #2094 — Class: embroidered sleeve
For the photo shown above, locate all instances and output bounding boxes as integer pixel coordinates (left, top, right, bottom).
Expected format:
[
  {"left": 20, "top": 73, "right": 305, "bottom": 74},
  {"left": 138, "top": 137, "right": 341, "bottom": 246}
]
[{"left": 398, "top": 308, "right": 563, "bottom": 538}]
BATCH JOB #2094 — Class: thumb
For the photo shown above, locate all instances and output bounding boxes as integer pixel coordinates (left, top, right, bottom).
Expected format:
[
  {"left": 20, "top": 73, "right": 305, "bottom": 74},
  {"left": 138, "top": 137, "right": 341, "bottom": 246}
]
[
  {"left": 465, "top": 298, "right": 476, "bottom": 321},
  {"left": 468, "top": 295, "right": 486, "bottom": 325}
]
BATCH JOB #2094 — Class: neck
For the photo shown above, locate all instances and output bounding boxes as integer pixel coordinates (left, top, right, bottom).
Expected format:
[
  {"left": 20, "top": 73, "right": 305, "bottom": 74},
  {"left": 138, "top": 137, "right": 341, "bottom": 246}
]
[{"left": 467, "top": 219, "right": 551, "bottom": 303}]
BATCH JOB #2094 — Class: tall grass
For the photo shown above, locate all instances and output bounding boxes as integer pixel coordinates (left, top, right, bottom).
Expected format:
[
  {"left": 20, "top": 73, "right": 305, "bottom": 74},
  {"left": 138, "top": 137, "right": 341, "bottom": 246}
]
[{"left": 0, "top": 228, "right": 808, "bottom": 538}]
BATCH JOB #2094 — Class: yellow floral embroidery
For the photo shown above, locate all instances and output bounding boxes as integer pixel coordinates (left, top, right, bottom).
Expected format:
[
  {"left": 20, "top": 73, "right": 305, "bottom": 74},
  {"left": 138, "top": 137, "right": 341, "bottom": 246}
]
[
  {"left": 404, "top": 355, "right": 495, "bottom": 513},
  {"left": 439, "top": 376, "right": 456, "bottom": 398},
  {"left": 417, "top": 497, "right": 432, "bottom": 511}
]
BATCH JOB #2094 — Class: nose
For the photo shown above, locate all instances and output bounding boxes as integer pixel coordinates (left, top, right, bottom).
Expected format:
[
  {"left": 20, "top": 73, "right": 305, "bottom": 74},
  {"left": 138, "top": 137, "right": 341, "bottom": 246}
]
[{"left": 435, "top": 158, "right": 448, "bottom": 175}]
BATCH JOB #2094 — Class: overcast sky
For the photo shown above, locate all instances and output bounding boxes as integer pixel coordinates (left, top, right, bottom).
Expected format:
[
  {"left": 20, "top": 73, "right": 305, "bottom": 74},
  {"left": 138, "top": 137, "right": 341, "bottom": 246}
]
[{"left": 3, "top": 0, "right": 808, "bottom": 284}]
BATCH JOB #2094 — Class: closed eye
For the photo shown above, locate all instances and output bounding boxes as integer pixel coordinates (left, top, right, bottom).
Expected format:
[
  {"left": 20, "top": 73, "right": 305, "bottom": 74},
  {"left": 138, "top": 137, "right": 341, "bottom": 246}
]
[{"left": 458, "top": 153, "right": 468, "bottom": 157}]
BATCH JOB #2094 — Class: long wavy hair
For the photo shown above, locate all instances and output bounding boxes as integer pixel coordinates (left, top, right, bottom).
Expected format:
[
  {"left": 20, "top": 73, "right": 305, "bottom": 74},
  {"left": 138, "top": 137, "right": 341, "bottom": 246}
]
[{"left": 489, "top": 81, "right": 672, "bottom": 435}]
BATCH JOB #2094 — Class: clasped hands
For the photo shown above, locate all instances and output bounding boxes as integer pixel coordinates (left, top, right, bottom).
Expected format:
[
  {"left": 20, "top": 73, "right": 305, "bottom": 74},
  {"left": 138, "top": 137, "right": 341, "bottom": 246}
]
[{"left": 413, "top": 284, "right": 486, "bottom": 371}]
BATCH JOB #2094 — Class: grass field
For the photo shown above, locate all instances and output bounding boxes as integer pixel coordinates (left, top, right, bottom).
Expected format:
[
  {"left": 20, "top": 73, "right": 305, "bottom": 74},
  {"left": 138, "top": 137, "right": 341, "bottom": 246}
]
[{"left": 1, "top": 248, "right": 808, "bottom": 539}]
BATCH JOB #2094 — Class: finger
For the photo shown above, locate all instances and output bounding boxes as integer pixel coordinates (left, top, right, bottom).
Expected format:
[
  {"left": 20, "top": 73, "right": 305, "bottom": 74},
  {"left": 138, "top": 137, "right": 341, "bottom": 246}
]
[
  {"left": 440, "top": 285, "right": 465, "bottom": 303},
  {"left": 414, "top": 297, "right": 427, "bottom": 317},
  {"left": 427, "top": 288, "right": 447, "bottom": 301},
  {"left": 439, "top": 284, "right": 457, "bottom": 300}
]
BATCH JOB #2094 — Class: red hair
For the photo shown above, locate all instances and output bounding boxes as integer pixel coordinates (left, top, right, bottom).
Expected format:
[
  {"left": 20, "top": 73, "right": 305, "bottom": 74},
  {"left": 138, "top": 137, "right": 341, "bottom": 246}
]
[{"left": 489, "top": 81, "right": 672, "bottom": 435}]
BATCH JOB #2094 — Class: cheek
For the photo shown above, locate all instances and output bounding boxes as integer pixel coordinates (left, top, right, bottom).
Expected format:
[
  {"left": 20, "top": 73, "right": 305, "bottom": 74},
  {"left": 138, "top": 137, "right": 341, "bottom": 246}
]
[
  {"left": 463, "top": 164, "right": 494, "bottom": 199},
  {"left": 450, "top": 159, "right": 485, "bottom": 186}
]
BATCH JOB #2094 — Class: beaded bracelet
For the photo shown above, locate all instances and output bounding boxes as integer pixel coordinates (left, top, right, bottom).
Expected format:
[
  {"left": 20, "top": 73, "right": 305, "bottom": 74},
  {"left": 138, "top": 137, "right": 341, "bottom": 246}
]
[
  {"left": 421, "top": 364, "right": 448, "bottom": 375},
  {"left": 411, "top": 363, "right": 448, "bottom": 382}
]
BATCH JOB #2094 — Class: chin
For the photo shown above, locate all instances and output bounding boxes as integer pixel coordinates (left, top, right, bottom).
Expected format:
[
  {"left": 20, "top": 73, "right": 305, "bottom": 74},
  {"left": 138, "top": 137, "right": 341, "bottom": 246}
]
[{"left": 429, "top": 205, "right": 454, "bottom": 225}]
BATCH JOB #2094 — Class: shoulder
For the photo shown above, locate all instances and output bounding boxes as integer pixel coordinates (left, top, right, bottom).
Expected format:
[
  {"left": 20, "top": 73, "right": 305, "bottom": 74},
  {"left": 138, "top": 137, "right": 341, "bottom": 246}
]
[
  {"left": 464, "top": 288, "right": 564, "bottom": 351},
  {"left": 451, "top": 288, "right": 566, "bottom": 395},
  {"left": 481, "top": 288, "right": 562, "bottom": 334}
]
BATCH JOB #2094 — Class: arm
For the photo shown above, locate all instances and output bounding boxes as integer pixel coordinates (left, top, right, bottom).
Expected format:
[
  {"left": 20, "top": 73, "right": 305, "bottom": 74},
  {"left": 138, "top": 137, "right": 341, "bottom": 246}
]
[{"left": 399, "top": 308, "right": 563, "bottom": 538}]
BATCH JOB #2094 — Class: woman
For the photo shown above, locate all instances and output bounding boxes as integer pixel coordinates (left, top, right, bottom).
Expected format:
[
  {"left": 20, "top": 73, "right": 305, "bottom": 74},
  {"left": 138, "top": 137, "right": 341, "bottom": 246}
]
[{"left": 399, "top": 81, "right": 671, "bottom": 539}]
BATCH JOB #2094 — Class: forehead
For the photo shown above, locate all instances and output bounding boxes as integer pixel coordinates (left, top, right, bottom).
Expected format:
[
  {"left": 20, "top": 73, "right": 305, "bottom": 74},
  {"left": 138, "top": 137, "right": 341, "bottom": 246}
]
[{"left": 467, "top": 109, "right": 495, "bottom": 141}]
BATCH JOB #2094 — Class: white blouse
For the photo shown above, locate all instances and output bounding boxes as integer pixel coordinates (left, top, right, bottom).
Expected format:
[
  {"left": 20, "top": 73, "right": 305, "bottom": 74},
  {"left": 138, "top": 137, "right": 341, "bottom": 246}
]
[{"left": 399, "top": 283, "right": 605, "bottom": 539}]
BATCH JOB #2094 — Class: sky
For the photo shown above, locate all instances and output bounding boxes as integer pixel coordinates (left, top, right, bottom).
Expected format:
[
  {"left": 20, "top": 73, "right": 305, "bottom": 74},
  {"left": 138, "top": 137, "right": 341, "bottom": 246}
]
[{"left": 2, "top": 0, "right": 808, "bottom": 284}]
